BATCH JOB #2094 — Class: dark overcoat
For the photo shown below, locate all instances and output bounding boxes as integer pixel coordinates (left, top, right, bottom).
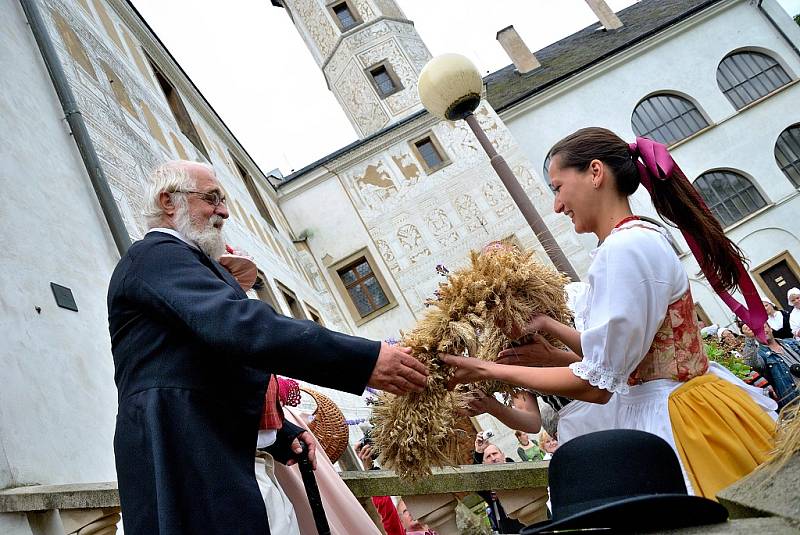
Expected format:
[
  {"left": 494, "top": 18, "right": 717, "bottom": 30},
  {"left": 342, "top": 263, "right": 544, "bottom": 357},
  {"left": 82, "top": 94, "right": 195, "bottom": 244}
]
[{"left": 107, "top": 231, "right": 380, "bottom": 534}]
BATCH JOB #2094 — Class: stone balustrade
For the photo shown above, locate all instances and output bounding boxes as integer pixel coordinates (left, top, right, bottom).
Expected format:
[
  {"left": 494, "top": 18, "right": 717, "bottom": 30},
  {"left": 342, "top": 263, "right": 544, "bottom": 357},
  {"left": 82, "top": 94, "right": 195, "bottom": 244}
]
[
  {"left": 340, "top": 461, "right": 550, "bottom": 534},
  {"left": 2, "top": 453, "right": 798, "bottom": 535},
  {"left": 0, "top": 483, "right": 120, "bottom": 535}
]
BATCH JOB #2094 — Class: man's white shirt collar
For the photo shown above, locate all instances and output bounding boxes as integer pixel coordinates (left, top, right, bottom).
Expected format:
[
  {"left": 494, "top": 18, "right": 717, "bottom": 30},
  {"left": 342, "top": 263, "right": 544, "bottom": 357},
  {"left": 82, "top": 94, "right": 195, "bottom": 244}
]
[{"left": 147, "top": 228, "right": 199, "bottom": 250}]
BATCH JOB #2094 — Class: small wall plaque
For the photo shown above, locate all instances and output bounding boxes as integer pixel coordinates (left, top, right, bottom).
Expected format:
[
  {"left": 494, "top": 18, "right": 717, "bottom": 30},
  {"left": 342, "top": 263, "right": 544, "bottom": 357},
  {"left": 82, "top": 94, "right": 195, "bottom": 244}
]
[{"left": 50, "top": 282, "right": 78, "bottom": 312}]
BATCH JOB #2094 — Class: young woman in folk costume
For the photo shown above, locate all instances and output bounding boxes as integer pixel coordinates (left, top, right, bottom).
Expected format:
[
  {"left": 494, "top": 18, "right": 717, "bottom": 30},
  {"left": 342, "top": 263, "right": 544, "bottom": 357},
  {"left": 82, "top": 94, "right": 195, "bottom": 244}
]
[{"left": 441, "top": 127, "right": 778, "bottom": 500}]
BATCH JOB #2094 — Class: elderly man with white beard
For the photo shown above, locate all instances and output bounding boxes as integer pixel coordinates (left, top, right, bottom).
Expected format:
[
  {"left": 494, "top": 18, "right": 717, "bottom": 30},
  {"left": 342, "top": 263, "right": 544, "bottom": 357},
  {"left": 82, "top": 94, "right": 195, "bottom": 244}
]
[{"left": 107, "top": 161, "right": 429, "bottom": 535}]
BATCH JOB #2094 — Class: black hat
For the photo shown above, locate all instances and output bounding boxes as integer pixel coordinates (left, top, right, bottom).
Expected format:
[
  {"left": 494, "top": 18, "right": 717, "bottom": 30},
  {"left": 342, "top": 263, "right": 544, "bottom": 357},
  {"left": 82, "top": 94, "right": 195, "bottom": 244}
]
[{"left": 522, "top": 429, "right": 728, "bottom": 534}]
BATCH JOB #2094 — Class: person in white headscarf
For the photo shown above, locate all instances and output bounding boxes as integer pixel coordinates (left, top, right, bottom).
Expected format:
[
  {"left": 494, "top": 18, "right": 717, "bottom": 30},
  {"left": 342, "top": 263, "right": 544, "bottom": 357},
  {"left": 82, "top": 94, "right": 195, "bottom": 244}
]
[{"left": 787, "top": 287, "right": 800, "bottom": 339}]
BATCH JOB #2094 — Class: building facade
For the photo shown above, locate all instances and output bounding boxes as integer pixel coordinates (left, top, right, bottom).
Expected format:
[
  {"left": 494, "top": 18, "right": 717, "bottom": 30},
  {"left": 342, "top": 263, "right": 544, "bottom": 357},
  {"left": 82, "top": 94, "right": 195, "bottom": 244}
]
[{"left": 2, "top": 0, "right": 800, "bottom": 532}]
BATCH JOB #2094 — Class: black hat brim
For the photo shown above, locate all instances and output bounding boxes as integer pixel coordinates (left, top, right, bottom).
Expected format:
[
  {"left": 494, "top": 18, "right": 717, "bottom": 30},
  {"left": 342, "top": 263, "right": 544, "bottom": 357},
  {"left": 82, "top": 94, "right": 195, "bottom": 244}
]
[{"left": 522, "top": 494, "right": 728, "bottom": 534}]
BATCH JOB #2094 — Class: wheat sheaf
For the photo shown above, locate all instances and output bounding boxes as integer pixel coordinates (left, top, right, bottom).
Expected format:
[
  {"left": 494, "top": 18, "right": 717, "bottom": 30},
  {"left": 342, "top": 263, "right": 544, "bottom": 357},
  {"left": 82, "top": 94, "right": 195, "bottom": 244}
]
[{"left": 371, "top": 243, "right": 571, "bottom": 480}]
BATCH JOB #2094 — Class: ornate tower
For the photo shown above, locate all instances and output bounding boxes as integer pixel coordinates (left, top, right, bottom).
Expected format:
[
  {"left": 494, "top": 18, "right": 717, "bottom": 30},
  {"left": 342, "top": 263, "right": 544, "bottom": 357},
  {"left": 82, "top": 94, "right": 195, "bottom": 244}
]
[{"left": 274, "top": 0, "right": 431, "bottom": 138}]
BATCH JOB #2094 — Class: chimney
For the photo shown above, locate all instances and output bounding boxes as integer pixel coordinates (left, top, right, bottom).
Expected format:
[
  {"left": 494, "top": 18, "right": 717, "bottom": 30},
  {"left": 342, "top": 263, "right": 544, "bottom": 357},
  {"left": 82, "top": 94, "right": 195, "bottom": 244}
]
[
  {"left": 584, "top": 0, "right": 623, "bottom": 30},
  {"left": 496, "top": 26, "right": 541, "bottom": 74}
]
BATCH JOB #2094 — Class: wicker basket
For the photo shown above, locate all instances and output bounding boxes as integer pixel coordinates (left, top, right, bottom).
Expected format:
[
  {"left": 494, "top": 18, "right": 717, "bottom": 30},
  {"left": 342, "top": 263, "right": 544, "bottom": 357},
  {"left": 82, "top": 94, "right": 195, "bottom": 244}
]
[{"left": 301, "top": 387, "right": 349, "bottom": 464}]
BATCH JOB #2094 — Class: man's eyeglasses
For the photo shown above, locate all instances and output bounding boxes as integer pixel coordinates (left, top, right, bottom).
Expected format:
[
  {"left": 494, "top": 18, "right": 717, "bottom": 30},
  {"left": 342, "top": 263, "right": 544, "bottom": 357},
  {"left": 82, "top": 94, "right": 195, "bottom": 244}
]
[{"left": 173, "top": 189, "right": 226, "bottom": 207}]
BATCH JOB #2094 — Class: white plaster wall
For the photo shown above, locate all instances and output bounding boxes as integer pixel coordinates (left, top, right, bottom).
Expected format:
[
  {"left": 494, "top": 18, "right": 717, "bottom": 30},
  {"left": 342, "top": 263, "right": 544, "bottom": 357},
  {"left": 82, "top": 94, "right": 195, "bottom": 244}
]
[
  {"left": 279, "top": 175, "right": 419, "bottom": 340},
  {"left": 503, "top": 0, "right": 800, "bottom": 325},
  {"left": 0, "top": 0, "right": 119, "bottom": 492}
]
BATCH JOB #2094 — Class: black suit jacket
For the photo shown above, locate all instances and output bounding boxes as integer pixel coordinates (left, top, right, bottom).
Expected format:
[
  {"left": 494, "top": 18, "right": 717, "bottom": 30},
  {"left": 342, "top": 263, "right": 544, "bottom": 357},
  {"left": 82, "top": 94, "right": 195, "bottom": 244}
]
[{"left": 108, "top": 231, "right": 380, "bottom": 534}]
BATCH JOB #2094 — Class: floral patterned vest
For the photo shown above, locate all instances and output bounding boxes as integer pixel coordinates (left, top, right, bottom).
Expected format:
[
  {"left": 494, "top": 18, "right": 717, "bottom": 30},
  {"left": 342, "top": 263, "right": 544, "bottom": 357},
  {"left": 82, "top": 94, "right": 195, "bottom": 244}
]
[{"left": 628, "top": 290, "right": 709, "bottom": 385}]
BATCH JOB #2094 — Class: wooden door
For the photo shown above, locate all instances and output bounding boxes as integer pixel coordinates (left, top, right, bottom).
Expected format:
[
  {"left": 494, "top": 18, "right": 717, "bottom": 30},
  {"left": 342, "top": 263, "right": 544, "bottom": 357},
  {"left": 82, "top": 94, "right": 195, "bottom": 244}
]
[{"left": 759, "top": 259, "right": 800, "bottom": 307}]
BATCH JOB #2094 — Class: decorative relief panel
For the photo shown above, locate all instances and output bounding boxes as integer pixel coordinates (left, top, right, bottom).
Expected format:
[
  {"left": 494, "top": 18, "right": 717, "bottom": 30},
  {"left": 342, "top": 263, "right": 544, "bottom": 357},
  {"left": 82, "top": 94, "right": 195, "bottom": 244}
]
[
  {"left": 455, "top": 193, "right": 488, "bottom": 232},
  {"left": 351, "top": 159, "right": 398, "bottom": 210},
  {"left": 475, "top": 104, "right": 514, "bottom": 153},
  {"left": 335, "top": 60, "right": 389, "bottom": 136},
  {"left": 376, "top": 239, "right": 400, "bottom": 273},
  {"left": 354, "top": 0, "right": 376, "bottom": 23},
  {"left": 397, "top": 223, "right": 431, "bottom": 264},
  {"left": 390, "top": 152, "right": 421, "bottom": 184},
  {"left": 286, "top": 0, "right": 338, "bottom": 65},
  {"left": 426, "top": 208, "right": 460, "bottom": 247},
  {"left": 371, "top": 0, "right": 404, "bottom": 19},
  {"left": 483, "top": 181, "right": 515, "bottom": 218},
  {"left": 397, "top": 36, "right": 432, "bottom": 72}
]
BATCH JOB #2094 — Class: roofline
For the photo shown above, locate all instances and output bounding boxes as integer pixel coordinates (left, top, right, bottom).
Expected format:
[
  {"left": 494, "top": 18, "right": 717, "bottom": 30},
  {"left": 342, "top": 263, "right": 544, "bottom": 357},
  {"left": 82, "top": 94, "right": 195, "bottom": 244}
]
[
  {"left": 123, "top": 0, "right": 279, "bottom": 190},
  {"left": 490, "top": 0, "right": 722, "bottom": 113},
  {"left": 278, "top": 109, "right": 427, "bottom": 185},
  {"left": 277, "top": 0, "right": 723, "bottom": 186}
]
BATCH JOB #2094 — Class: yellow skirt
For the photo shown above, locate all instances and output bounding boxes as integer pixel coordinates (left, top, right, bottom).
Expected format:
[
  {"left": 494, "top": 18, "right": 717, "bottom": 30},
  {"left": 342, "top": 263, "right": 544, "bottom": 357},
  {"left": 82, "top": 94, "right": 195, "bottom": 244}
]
[{"left": 668, "top": 374, "right": 775, "bottom": 500}]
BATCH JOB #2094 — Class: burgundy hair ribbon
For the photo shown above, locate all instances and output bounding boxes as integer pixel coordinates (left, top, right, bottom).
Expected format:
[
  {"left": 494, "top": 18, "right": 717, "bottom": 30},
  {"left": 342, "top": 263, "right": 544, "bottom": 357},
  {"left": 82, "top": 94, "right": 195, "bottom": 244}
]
[{"left": 629, "top": 137, "right": 767, "bottom": 343}]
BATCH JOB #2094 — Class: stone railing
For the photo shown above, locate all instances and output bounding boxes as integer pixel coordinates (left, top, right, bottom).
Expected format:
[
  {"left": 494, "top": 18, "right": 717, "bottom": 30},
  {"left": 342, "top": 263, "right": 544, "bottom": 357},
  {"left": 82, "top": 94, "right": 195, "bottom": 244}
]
[
  {"left": 3, "top": 452, "right": 798, "bottom": 535},
  {"left": 341, "top": 462, "right": 550, "bottom": 534},
  {"left": 0, "top": 483, "right": 120, "bottom": 535}
]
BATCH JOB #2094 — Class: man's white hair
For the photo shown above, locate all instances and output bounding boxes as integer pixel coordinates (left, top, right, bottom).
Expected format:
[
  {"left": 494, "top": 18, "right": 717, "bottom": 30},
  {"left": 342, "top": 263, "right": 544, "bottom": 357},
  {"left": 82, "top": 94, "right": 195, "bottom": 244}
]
[{"left": 142, "top": 160, "right": 213, "bottom": 228}]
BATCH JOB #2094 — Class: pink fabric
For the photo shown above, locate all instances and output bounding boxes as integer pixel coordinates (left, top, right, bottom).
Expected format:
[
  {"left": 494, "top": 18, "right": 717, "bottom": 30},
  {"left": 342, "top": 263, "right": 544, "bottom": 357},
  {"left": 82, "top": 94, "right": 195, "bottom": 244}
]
[
  {"left": 278, "top": 377, "right": 302, "bottom": 407},
  {"left": 629, "top": 290, "right": 709, "bottom": 385},
  {"left": 628, "top": 137, "right": 768, "bottom": 343},
  {"left": 273, "top": 408, "right": 381, "bottom": 535}
]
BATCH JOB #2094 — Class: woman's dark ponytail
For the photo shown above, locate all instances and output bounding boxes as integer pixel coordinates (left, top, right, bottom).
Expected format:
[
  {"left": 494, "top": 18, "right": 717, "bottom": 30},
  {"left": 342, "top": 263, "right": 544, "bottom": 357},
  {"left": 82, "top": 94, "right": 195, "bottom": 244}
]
[{"left": 550, "top": 127, "right": 747, "bottom": 292}]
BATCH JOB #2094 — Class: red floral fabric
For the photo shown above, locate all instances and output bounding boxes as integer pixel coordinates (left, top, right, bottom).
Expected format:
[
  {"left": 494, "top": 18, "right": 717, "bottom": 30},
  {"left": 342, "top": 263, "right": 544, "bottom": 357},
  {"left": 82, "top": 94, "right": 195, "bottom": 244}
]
[{"left": 628, "top": 290, "right": 708, "bottom": 386}]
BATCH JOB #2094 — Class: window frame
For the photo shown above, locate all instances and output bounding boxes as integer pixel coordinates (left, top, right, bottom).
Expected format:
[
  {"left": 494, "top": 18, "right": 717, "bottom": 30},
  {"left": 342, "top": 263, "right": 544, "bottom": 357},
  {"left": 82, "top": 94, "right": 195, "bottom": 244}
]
[
  {"left": 775, "top": 123, "right": 800, "bottom": 188},
  {"left": 716, "top": 50, "right": 792, "bottom": 110},
  {"left": 692, "top": 169, "right": 768, "bottom": 229},
  {"left": 305, "top": 304, "right": 324, "bottom": 326},
  {"left": 327, "top": 0, "right": 362, "bottom": 32},
  {"left": 230, "top": 152, "right": 277, "bottom": 229},
  {"left": 146, "top": 55, "right": 210, "bottom": 160},
  {"left": 630, "top": 92, "right": 710, "bottom": 146},
  {"left": 366, "top": 61, "right": 404, "bottom": 99},
  {"left": 254, "top": 270, "right": 280, "bottom": 310},
  {"left": 409, "top": 131, "right": 451, "bottom": 174},
  {"left": 330, "top": 249, "right": 396, "bottom": 325},
  {"left": 275, "top": 281, "right": 307, "bottom": 319}
]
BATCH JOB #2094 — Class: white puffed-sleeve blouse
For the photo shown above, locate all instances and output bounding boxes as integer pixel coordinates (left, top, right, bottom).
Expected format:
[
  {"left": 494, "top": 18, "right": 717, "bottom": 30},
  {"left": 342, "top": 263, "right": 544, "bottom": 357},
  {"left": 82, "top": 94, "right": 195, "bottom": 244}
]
[{"left": 569, "top": 220, "right": 687, "bottom": 394}]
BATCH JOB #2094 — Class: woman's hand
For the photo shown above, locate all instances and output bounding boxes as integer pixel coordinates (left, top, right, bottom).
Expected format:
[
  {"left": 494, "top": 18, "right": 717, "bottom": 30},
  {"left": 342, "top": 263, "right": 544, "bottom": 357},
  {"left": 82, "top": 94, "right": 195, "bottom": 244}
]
[
  {"left": 502, "top": 313, "right": 553, "bottom": 340},
  {"left": 463, "top": 389, "right": 499, "bottom": 417},
  {"left": 497, "top": 335, "right": 560, "bottom": 367},
  {"left": 439, "top": 354, "right": 492, "bottom": 388}
]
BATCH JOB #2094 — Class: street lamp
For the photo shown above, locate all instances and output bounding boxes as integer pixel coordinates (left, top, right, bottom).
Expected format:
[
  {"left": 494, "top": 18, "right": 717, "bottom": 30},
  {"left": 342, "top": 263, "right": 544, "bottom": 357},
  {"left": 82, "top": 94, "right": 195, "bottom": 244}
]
[{"left": 418, "top": 53, "right": 579, "bottom": 281}]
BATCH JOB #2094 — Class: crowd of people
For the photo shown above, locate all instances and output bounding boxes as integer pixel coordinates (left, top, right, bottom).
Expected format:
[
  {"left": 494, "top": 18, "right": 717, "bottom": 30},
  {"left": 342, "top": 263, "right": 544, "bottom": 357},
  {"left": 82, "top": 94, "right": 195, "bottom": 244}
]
[{"left": 108, "top": 125, "right": 793, "bottom": 534}]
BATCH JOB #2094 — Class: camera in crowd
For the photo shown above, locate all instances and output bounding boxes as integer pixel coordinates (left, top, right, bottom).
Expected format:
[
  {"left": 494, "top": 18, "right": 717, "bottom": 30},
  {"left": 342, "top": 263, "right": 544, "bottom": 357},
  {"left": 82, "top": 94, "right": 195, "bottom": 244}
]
[{"left": 477, "top": 429, "right": 495, "bottom": 442}]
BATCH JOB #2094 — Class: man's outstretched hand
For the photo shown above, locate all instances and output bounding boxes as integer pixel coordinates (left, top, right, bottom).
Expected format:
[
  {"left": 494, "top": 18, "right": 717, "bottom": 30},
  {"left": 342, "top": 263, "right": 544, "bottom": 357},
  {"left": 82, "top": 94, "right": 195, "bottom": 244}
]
[{"left": 367, "top": 342, "right": 429, "bottom": 395}]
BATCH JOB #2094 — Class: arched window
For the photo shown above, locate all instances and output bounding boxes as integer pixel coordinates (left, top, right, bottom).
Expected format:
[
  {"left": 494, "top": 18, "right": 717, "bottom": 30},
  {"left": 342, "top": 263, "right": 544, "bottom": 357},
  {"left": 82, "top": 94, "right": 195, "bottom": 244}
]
[
  {"left": 631, "top": 93, "right": 709, "bottom": 145},
  {"left": 542, "top": 154, "right": 553, "bottom": 189},
  {"left": 775, "top": 123, "right": 800, "bottom": 187},
  {"left": 693, "top": 170, "right": 766, "bottom": 227},
  {"left": 717, "top": 51, "right": 791, "bottom": 109}
]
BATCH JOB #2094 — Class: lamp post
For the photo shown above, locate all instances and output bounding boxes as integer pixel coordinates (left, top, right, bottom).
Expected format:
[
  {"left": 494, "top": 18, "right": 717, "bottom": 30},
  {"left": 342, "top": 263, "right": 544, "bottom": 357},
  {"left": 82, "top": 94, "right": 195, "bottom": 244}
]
[{"left": 418, "top": 54, "right": 579, "bottom": 281}]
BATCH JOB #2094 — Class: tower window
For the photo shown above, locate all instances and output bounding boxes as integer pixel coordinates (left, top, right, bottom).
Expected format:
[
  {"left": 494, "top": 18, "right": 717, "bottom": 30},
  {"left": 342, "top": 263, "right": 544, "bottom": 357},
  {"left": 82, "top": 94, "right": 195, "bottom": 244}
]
[
  {"left": 329, "top": 1, "right": 361, "bottom": 32},
  {"left": 367, "top": 62, "right": 403, "bottom": 98},
  {"left": 410, "top": 132, "right": 450, "bottom": 174}
]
